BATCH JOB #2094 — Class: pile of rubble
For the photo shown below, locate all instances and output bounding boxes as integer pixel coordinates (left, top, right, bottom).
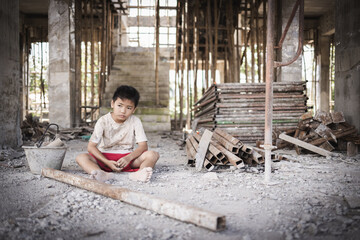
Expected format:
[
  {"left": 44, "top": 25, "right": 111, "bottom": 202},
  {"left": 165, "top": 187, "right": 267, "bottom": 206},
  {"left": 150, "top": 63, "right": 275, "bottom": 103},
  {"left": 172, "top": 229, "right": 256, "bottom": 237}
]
[
  {"left": 185, "top": 128, "right": 286, "bottom": 171},
  {"left": 276, "top": 111, "right": 359, "bottom": 157},
  {"left": 21, "top": 114, "right": 93, "bottom": 143}
]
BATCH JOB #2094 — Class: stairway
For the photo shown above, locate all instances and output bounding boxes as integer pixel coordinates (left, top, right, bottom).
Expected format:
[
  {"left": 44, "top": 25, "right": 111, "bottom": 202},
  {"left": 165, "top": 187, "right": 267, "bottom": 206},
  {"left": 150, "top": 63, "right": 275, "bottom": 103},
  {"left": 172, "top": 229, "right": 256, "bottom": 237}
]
[{"left": 100, "top": 48, "right": 171, "bottom": 132}]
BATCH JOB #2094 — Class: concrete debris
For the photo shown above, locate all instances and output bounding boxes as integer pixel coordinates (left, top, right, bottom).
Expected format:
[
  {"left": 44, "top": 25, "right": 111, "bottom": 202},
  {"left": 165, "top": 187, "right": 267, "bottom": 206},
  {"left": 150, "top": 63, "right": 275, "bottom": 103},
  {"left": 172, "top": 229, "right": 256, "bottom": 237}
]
[{"left": 201, "top": 172, "right": 219, "bottom": 181}]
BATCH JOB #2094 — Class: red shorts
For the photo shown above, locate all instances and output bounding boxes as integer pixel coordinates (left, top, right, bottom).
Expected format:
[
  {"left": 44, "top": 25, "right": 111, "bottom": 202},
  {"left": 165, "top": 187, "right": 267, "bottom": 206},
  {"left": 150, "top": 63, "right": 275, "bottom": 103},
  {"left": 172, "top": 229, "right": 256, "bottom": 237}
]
[{"left": 90, "top": 152, "right": 139, "bottom": 172}]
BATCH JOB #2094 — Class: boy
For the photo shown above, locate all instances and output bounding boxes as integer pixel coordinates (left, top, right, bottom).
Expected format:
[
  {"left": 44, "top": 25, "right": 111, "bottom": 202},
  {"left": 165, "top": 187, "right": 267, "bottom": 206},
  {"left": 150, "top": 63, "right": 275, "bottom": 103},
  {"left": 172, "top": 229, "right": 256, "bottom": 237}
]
[{"left": 76, "top": 85, "right": 159, "bottom": 183}]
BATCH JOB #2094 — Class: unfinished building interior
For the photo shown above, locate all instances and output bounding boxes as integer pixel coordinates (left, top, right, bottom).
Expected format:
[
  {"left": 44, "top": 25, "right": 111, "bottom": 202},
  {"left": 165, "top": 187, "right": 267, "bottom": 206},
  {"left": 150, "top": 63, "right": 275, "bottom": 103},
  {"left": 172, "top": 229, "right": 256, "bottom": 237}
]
[{"left": 0, "top": 0, "right": 359, "bottom": 239}]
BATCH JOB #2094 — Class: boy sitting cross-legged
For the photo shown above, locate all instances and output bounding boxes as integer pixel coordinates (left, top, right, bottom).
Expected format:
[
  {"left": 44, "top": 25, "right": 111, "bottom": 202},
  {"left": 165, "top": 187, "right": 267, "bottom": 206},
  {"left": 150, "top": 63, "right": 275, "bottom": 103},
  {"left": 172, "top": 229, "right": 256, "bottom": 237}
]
[{"left": 76, "top": 85, "right": 159, "bottom": 183}]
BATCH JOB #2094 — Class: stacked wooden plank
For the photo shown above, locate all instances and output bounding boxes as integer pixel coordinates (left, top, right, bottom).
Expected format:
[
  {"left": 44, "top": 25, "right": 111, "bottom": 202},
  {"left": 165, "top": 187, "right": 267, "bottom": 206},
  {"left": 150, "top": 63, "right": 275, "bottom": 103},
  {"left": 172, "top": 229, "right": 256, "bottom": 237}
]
[
  {"left": 185, "top": 128, "right": 287, "bottom": 171},
  {"left": 193, "top": 82, "right": 307, "bottom": 144},
  {"left": 278, "top": 111, "right": 360, "bottom": 156}
]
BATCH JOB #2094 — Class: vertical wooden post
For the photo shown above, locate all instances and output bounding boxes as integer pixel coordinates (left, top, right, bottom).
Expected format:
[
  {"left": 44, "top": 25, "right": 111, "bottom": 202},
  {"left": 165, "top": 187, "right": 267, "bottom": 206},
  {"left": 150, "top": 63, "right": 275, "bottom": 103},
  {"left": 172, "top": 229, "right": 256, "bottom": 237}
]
[
  {"left": 185, "top": 0, "right": 191, "bottom": 129},
  {"left": 155, "top": 0, "right": 160, "bottom": 105},
  {"left": 236, "top": 24, "right": 240, "bottom": 83},
  {"left": 244, "top": 0, "right": 248, "bottom": 83},
  {"left": 256, "top": 0, "right": 261, "bottom": 82},
  {"left": 84, "top": 0, "right": 88, "bottom": 115},
  {"left": 90, "top": 0, "right": 95, "bottom": 108},
  {"left": 250, "top": 0, "right": 255, "bottom": 83},
  {"left": 99, "top": 0, "right": 107, "bottom": 105},
  {"left": 263, "top": 0, "right": 266, "bottom": 83},
  {"left": 213, "top": 0, "right": 218, "bottom": 83},
  {"left": 202, "top": 54, "right": 205, "bottom": 93},
  {"left": 224, "top": 48, "right": 228, "bottom": 83},
  {"left": 207, "top": 0, "right": 214, "bottom": 83},
  {"left": 179, "top": 0, "right": 185, "bottom": 130},
  {"left": 205, "top": 9, "right": 209, "bottom": 89},
  {"left": 107, "top": 1, "right": 112, "bottom": 80},
  {"left": 193, "top": 0, "right": 199, "bottom": 103},
  {"left": 174, "top": 0, "right": 181, "bottom": 129},
  {"left": 75, "top": 0, "right": 82, "bottom": 126},
  {"left": 137, "top": 0, "right": 140, "bottom": 46},
  {"left": 97, "top": 28, "right": 101, "bottom": 106}
]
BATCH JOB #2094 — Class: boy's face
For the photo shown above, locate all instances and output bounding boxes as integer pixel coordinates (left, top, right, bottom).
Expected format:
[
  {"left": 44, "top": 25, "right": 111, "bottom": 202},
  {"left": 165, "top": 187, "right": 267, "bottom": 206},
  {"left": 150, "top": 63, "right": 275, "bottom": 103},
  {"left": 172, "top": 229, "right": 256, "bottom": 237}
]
[{"left": 111, "top": 97, "right": 136, "bottom": 123}]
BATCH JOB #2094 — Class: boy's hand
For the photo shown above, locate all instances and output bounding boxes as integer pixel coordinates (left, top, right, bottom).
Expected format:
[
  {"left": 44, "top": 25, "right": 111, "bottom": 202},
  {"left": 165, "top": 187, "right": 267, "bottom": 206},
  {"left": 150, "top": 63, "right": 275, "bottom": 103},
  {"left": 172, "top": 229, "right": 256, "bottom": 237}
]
[
  {"left": 116, "top": 156, "right": 132, "bottom": 169},
  {"left": 106, "top": 161, "right": 122, "bottom": 172}
]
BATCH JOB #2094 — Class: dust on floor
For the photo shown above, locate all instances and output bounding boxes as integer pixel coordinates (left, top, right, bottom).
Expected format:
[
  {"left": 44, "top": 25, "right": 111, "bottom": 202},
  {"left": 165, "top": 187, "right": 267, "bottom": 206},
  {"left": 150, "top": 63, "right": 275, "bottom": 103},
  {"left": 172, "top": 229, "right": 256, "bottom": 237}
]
[{"left": 0, "top": 132, "right": 359, "bottom": 240}]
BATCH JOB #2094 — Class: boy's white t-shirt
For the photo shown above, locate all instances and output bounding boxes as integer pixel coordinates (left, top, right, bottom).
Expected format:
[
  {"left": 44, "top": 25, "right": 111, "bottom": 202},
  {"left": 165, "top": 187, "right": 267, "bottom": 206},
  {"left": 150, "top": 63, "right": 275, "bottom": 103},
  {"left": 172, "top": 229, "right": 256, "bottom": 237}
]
[{"left": 89, "top": 113, "right": 147, "bottom": 153}]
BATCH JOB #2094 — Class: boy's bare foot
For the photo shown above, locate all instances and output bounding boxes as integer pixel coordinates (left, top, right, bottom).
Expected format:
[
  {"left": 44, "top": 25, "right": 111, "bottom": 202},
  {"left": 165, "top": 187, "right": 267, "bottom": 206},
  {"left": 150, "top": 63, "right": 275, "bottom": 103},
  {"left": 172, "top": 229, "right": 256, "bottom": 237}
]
[
  {"left": 129, "top": 167, "right": 153, "bottom": 182},
  {"left": 90, "top": 170, "right": 114, "bottom": 183}
]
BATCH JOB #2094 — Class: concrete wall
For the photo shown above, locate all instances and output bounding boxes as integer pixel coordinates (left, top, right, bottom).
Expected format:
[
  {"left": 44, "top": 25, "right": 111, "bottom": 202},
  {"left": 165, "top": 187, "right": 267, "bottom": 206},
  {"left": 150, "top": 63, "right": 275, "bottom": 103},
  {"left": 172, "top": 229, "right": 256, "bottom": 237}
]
[
  {"left": 335, "top": 0, "right": 360, "bottom": 132},
  {"left": 0, "top": 0, "right": 22, "bottom": 147},
  {"left": 277, "top": 0, "right": 302, "bottom": 82},
  {"left": 48, "top": 0, "right": 73, "bottom": 128}
]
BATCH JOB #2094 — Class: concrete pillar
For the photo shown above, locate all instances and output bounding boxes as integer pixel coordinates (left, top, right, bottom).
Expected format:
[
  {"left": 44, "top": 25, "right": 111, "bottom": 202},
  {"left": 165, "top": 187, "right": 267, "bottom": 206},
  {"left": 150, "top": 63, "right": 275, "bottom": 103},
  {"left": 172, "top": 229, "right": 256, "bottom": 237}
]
[
  {"left": 48, "top": 0, "right": 75, "bottom": 128},
  {"left": 0, "top": 0, "right": 22, "bottom": 147},
  {"left": 318, "top": 36, "right": 330, "bottom": 112},
  {"left": 277, "top": 0, "right": 302, "bottom": 82},
  {"left": 335, "top": 0, "right": 360, "bottom": 132}
]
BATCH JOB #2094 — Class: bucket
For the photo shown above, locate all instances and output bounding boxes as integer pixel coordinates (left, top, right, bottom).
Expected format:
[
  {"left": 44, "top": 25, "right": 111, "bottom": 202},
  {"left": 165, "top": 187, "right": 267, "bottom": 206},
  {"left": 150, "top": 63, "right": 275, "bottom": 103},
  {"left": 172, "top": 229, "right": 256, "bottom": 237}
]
[{"left": 22, "top": 146, "right": 67, "bottom": 174}]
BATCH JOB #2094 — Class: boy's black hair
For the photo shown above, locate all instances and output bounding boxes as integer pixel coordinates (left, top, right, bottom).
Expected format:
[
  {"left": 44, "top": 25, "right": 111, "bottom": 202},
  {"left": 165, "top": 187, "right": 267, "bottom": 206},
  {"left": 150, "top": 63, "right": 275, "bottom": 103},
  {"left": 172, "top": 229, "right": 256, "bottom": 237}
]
[{"left": 112, "top": 85, "right": 140, "bottom": 107}]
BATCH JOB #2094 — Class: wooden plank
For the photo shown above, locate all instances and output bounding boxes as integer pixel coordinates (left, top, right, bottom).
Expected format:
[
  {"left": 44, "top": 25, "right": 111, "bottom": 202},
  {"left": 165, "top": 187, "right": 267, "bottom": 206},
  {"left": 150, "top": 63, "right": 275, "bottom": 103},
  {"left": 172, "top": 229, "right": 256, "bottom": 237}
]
[
  {"left": 41, "top": 168, "right": 226, "bottom": 231},
  {"left": 279, "top": 133, "right": 335, "bottom": 157},
  {"left": 347, "top": 142, "right": 358, "bottom": 157},
  {"left": 195, "top": 129, "right": 213, "bottom": 171}
]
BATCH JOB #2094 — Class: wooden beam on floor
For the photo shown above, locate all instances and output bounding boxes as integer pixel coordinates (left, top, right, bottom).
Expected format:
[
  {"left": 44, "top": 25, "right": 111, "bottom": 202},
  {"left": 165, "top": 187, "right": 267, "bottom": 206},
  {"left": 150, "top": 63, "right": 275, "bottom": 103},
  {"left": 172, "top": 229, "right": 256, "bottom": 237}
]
[
  {"left": 41, "top": 168, "right": 226, "bottom": 232},
  {"left": 279, "top": 132, "right": 335, "bottom": 157}
]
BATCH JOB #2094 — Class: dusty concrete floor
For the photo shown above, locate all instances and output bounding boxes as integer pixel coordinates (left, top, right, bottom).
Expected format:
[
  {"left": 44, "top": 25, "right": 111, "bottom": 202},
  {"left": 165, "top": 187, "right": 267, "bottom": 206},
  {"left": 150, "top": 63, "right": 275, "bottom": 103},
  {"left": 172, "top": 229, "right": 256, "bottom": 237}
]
[{"left": 0, "top": 132, "right": 359, "bottom": 240}]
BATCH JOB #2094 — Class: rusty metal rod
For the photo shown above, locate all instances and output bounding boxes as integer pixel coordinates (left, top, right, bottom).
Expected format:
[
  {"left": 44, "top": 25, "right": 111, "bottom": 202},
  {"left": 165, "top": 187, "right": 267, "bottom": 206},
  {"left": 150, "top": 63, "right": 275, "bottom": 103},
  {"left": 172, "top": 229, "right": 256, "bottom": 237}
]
[
  {"left": 275, "top": 0, "right": 301, "bottom": 49},
  {"left": 274, "top": 0, "right": 304, "bottom": 68},
  {"left": 264, "top": 0, "right": 276, "bottom": 183}
]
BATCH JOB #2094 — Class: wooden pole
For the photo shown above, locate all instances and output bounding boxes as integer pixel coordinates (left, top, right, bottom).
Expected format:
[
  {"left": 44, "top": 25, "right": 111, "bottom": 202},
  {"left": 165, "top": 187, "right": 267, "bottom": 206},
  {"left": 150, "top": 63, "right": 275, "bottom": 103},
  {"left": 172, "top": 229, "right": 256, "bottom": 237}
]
[
  {"left": 155, "top": 0, "right": 160, "bottom": 105},
  {"left": 193, "top": 0, "right": 199, "bottom": 103},
  {"left": 256, "top": 0, "right": 261, "bottom": 82},
  {"left": 186, "top": 0, "right": 191, "bottom": 129},
  {"left": 205, "top": 13, "right": 209, "bottom": 89},
  {"left": 250, "top": 0, "right": 255, "bottom": 83},
  {"left": 90, "top": 0, "right": 95, "bottom": 107},
  {"left": 213, "top": 0, "right": 218, "bottom": 83},
  {"left": 99, "top": 0, "right": 107, "bottom": 105},
  {"left": 262, "top": 0, "right": 266, "bottom": 83},
  {"left": 107, "top": 2, "right": 112, "bottom": 80},
  {"left": 174, "top": 0, "right": 181, "bottom": 129},
  {"left": 41, "top": 168, "right": 226, "bottom": 232},
  {"left": 84, "top": 0, "right": 88, "bottom": 114},
  {"left": 207, "top": 0, "right": 214, "bottom": 83},
  {"left": 75, "top": 0, "right": 82, "bottom": 126},
  {"left": 244, "top": 0, "right": 248, "bottom": 83},
  {"left": 179, "top": 0, "right": 185, "bottom": 129}
]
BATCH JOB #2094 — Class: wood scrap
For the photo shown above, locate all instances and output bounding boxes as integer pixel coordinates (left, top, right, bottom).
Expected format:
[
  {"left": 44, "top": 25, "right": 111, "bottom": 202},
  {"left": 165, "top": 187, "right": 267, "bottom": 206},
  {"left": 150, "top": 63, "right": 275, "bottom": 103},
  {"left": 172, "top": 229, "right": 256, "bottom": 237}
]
[
  {"left": 279, "top": 133, "right": 335, "bottom": 157},
  {"left": 277, "top": 111, "right": 359, "bottom": 155},
  {"left": 42, "top": 168, "right": 226, "bottom": 232}
]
